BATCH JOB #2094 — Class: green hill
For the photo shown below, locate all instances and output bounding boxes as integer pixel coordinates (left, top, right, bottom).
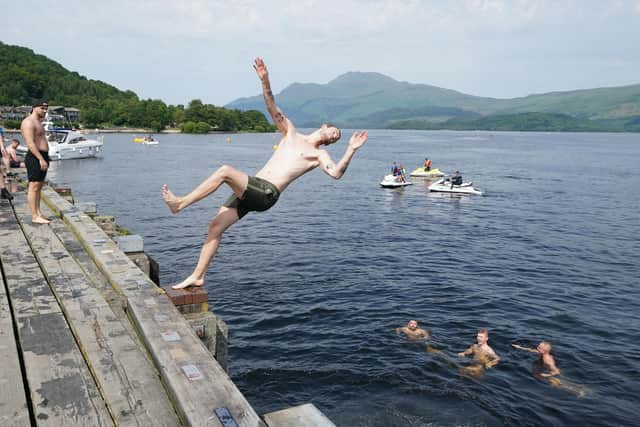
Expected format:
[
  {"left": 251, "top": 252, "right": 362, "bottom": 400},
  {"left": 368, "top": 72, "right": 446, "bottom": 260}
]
[
  {"left": 0, "top": 41, "right": 273, "bottom": 132},
  {"left": 226, "top": 72, "right": 640, "bottom": 132}
]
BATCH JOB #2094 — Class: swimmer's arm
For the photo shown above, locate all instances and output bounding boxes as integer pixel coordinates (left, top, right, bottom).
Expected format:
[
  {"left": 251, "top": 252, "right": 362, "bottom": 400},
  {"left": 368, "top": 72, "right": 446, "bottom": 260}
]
[
  {"left": 254, "top": 57, "right": 292, "bottom": 135},
  {"left": 318, "top": 131, "right": 368, "bottom": 179},
  {"left": 458, "top": 347, "right": 473, "bottom": 357},
  {"left": 540, "top": 357, "right": 560, "bottom": 377},
  {"left": 485, "top": 351, "right": 500, "bottom": 368},
  {"left": 395, "top": 327, "right": 403, "bottom": 334},
  {"left": 511, "top": 344, "right": 537, "bottom": 353}
]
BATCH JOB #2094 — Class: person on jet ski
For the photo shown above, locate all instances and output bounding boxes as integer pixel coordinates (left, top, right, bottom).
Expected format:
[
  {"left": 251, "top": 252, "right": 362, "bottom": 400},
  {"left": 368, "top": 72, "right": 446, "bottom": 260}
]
[{"left": 450, "top": 170, "right": 462, "bottom": 187}]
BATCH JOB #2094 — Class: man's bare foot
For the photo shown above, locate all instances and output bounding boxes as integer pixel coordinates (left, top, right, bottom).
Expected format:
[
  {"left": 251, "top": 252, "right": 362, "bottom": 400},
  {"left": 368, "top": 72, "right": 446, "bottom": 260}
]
[
  {"left": 32, "top": 216, "right": 51, "bottom": 224},
  {"left": 162, "top": 184, "right": 182, "bottom": 214},
  {"left": 171, "top": 276, "right": 204, "bottom": 290}
]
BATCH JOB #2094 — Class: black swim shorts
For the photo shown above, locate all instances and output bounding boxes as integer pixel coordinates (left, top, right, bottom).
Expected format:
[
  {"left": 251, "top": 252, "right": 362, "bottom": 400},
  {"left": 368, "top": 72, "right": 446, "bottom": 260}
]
[
  {"left": 223, "top": 176, "right": 280, "bottom": 219},
  {"left": 25, "top": 150, "right": 50, "bottom": 182}
]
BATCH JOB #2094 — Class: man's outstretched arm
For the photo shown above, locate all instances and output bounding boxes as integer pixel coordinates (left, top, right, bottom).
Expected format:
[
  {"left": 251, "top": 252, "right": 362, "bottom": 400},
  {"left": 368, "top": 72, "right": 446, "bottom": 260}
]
[
  {"left": 318, "top": 131, "right": 368, "bottom": 179},
  {"left": 254, "top": 57, "right": 290, "bottom": 135}
]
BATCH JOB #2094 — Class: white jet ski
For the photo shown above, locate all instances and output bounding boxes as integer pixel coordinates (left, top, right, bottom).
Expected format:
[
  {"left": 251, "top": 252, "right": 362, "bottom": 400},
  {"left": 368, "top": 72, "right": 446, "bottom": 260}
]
[
  {"left": 380, "top": 174, "right": 413, "bottom": 188},
  {"left": 428, "top": 178, "right": 483, "bottom": 195}
]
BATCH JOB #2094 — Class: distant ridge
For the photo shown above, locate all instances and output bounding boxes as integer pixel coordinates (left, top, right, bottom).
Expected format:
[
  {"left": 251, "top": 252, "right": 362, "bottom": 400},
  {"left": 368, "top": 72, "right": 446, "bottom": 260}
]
[{"left": 226, "top": 72, "right": 640, "bottom": 131}]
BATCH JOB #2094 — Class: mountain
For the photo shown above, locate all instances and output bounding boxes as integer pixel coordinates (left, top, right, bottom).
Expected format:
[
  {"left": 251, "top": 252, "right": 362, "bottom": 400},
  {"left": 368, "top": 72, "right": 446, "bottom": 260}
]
[{"left": 226, "top": 72, "right": 640, "bottom": 131}]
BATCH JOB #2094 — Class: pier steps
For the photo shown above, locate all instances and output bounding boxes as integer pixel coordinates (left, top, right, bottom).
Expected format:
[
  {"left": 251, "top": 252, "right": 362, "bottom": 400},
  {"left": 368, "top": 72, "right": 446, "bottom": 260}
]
[{"left": 12, "top": 192, "right": 179, "bottom": 425}]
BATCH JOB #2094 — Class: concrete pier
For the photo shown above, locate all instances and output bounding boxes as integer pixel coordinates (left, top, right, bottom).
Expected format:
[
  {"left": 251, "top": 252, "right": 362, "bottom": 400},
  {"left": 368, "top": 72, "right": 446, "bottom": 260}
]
[{"left": 0, "top": 171, "right": 335, "bottom": 426}]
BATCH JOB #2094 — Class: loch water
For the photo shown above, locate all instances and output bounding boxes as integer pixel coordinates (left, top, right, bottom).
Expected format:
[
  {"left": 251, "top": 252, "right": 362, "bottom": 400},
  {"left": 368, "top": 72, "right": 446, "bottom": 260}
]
[{"left": 44, "top": 130, "right": 639, "bottom": 426}]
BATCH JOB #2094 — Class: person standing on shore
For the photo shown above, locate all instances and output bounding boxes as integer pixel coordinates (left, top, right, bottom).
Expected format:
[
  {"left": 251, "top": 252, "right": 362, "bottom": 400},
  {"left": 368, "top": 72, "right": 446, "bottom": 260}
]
[
  {"left": 162, "top": 57, "right": 368, "bottom": 289},
  {"left": 20, "top": 101, "right": 51, "bottom": 223}
]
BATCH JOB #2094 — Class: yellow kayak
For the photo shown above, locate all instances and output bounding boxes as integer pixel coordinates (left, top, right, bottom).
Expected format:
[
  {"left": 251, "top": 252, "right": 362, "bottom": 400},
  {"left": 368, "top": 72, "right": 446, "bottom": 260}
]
[
  {"left": 410, "top": 167, "right": 445, "bottom": 177},
  {"left": 133, "top": 137, "right": 145, "bottom": 143}
]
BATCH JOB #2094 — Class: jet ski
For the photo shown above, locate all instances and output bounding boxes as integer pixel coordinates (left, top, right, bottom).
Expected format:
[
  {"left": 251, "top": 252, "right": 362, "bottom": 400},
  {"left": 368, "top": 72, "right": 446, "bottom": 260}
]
[
  {"left": 380, "top": 174, "right": 413, "bottom": 188},
  {"left": 410, "top": 167, "right": 445, "bottom": 178},
  {"left": 428, "top": 178, "right": 483, "bottom": 195}
]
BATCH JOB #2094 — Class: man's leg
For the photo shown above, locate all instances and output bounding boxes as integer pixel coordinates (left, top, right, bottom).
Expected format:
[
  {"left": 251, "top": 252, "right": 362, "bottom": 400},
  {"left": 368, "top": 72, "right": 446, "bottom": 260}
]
[
  {"left": 172, "top": 206, "right": 239, "bottom": 289},
  {"left": 1, "top": 150, "right": 10, "bottom": 176},
  {"left": 163, "top": 165, "right": 249, "bottom": 214},
  {"left": 29, "top": 182, "right": 49, "bottom": 223}
]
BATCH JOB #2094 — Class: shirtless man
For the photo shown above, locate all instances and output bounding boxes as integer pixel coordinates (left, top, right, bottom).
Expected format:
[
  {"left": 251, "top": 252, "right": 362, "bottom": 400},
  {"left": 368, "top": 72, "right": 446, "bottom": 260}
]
[
  {"left": 7, "top": 139, "right": 26, "bottom": 168},
  {"left": 162, "top": 57, "right": 368, "bottom": 289},
  {"left": 512, "top": 341, "right": 560, "bottom": 381},
  {"left": 458, "top": 329, "right": 500, "bottom": 376},
  {"left": 395, "top": 320, "right": 429, "bottom": 341},
  {"left": 20, "top": 101, "right": 51, "bottom": 224},
  {"left": 512, "top": 341, "right": 588, "bottom": 395}
]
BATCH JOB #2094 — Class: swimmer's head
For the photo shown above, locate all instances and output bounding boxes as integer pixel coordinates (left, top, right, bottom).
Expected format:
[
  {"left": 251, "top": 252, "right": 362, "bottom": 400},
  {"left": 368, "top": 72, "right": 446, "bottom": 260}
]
[
  {"left": 537, "top": 341, "right": 552, "bottom": 354},
  {"left": 477, "top": 329, "right": 489, "bottom": 344},
  {"left": 318, "top": 123, "right": 341, "bottom": 145},
  {"left": 407, "top": 320, "right": 418, "bottom": 330}
]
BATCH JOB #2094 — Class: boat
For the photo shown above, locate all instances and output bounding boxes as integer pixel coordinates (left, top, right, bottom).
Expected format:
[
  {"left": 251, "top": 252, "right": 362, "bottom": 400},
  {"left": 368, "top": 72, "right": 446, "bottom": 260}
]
[
  {"left": 16, "top": 128, "right": 103, "bottom": 161},
  {"left": 134, "top": 136, "right": 159, "bottom": 144},
  {"left": 410, "top": 167, "right": 445, "bottom": 178},
  {"left": 380, "top": 174, "right": 413, "bottom": 188},
  {"left": 428, "top": 178, "right": 483, "bottom": 195}
]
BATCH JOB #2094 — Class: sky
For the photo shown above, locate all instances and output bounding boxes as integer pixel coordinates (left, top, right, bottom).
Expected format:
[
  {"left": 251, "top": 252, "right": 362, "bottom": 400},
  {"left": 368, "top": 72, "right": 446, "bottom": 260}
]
[{"left": 2, "top": 0, "right": 640, "bottom": 106}]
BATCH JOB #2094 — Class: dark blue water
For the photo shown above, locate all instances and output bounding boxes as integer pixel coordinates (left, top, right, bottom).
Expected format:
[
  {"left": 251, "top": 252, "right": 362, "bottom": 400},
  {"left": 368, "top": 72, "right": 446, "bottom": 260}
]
[{"left": 45, "top": 130, "right": 640, "bottom": 426}]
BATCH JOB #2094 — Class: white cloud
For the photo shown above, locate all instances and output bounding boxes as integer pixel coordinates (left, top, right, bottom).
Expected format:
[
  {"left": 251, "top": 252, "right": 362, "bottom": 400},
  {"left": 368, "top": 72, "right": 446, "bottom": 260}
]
[{"left": 1, "top": 0, "right": 639, "bottom": 104}]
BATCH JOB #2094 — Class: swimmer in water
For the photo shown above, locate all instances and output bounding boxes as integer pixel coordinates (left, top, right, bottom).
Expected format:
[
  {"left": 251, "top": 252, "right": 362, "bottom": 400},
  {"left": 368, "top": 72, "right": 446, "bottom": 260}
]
[
  {"left": 512, "top": 341, "right": 589, "bottom": 396},
  {"left": 395, "top": 320, "right": 429, "bottom": 341},
  {"left": 457, "top": 329, "right": 500, "bottom": 378}
]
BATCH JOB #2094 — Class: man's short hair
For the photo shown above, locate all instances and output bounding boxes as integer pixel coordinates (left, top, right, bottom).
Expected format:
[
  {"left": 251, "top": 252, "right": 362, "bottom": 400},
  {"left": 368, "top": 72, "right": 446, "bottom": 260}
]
[
  {"left": 478, "top": 329, "right": 489, "bottom": 336},
  {"left": 32, "top": 100, "right": 48, "bottom": 108},
  {"left": 30, "top": 100, "right": 48, "bottom": 113}
]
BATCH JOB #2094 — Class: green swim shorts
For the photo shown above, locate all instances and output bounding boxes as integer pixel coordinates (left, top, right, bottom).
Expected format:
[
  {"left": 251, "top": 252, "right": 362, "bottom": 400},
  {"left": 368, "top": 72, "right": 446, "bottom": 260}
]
[{"left": 223, "top": 176, "right": 280, "bottom": 219}]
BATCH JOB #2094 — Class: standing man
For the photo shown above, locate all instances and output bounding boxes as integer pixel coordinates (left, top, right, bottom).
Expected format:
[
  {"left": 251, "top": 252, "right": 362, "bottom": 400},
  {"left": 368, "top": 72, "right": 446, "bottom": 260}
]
[
  {"left": 162, "top": 57, "right": 368, "bottom": 289},
  {"left": 20, "top": 101, "right": 50, "bottom": 224}
]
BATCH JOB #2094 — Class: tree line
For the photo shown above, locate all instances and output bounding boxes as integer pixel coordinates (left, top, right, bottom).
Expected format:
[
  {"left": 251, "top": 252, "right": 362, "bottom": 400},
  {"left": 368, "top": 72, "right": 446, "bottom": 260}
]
[{"left": 0, "top": 42, "right": 275, "bottom": 133}]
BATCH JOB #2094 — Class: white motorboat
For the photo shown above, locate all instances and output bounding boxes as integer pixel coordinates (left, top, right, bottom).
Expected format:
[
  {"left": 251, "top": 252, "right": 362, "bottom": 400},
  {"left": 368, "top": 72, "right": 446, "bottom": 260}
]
[
  {"left": 17, "top": 128, "right": 103, "bottom": 160},
  {"left": 428, "top": 178, "right": 483, "bottom": 195},
  {"left": 380, "top": 174, "right": 413, "bottom": 188}
]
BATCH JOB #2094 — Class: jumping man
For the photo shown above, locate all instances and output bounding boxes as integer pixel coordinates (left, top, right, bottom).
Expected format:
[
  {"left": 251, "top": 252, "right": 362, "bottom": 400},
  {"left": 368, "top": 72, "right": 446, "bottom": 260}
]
[{"left": 162, "top": 57, "right": 368, "bottom": 289}]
